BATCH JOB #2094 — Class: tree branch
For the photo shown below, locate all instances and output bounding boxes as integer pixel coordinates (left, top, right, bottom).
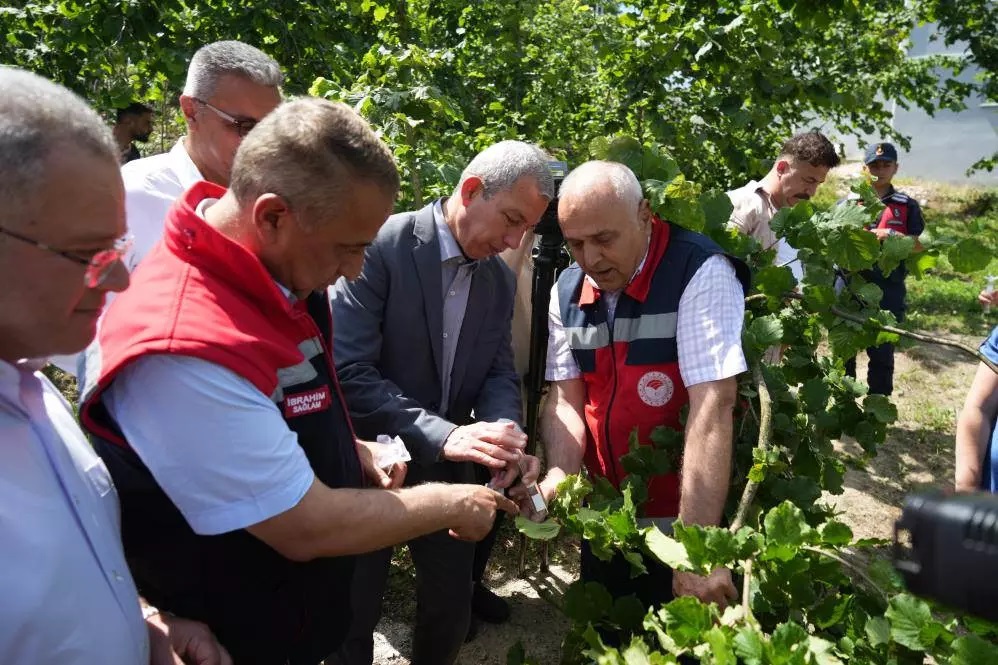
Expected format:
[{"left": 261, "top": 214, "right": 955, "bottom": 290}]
[
  {"left": 787, "top": 292, "right": 998, "bottom": 375},
  {"left": 745, "top": 291, "right": 998, "bottom": 375},
  {"left": 730, "top": 365, "right": 771, "bottom": 533}
]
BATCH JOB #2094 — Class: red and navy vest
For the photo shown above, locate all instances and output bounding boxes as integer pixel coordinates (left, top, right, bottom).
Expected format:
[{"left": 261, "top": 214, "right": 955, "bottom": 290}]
[
  {"left": 79, "top": 182, "right": 363, "bottom": 665},
  {"left": 868, "top": 190, "right": 912, "bottom": 235},
  {"left": 557, "top": 220, "right": 749, "bottom": 518}
]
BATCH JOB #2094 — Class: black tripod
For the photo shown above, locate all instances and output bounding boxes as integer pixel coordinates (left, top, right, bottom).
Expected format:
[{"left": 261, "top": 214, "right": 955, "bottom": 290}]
[{"left": 519, "top": 162, "right": 570, "bottom": 574}]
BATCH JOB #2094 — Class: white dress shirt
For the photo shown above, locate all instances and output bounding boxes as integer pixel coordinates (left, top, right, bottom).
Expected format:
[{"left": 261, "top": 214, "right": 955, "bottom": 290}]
[
  {"left": 121, "top": 138, "right": 203, "bottom": 271},
  {"left": 546, "top": 254, "right": 747, "bottom": 387},
  {"left": 727, "top": 180, "right": 803, "bottom": 282},
  {"left": 0, "top": 358, "right": 148, "bottom": 665}
]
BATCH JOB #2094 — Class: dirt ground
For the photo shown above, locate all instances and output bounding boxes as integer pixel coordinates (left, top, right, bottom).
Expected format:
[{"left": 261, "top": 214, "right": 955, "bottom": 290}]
[{"left": 366, "top": 332, "right": 985, "bottom": 664}]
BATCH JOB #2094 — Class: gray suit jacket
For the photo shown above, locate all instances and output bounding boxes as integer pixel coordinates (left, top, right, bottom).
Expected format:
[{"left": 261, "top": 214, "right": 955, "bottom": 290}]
[{"left": 331, "top": 201, "right": 522, "bottom": 473}]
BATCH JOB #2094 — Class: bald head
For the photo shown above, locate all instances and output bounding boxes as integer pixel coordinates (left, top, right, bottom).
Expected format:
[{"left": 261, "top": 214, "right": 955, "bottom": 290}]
[
  {"left": 557, "top": 161, "right": 652, "bottom": 292},
  {"left": 559, "top": 160, "right": 643, "bottom": 214}
]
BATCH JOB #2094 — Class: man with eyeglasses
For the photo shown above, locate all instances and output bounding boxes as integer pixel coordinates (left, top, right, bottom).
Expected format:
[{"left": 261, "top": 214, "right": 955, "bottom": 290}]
[
  {"left": 122, "top": 39, "right": 282, "bottom": 272},
  {"left": 0, "top": 67, "right": 231, "bottom": 665}
]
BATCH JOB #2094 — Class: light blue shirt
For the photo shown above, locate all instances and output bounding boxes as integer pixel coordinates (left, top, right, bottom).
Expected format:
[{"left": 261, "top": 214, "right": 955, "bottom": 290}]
[
  {"left": 434, "top": 199, "right": 477, "bottom": 409},
  {"left": 0, "top": 358, "right": 148, "bottom": 665}
]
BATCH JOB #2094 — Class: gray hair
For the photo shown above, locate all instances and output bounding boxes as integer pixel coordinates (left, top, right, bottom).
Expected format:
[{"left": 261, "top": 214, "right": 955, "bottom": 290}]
[
  {"left": 0, "top": 67, "right": 118, "bottom": 231},
  {"left": 230, "top": 98, "right": 399, "bottom": 229},
  {"left": 560, "top": 160, "right": 643, "bottom": 209},
  {"left": 182, "top": 40, "right": 283, "bottom": 100},
  {"left": 458, "top": 140, "right": 555, "bottom": 200}
]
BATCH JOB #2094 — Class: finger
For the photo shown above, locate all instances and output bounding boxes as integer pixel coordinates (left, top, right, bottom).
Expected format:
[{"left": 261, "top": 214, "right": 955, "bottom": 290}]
[
  {"left": 470, "top": 441, "right": 522, "bottom": 466},
  {"left": 493, "top": 463, "right": 521, "bottom": 489},
  {"left": 218, "top": 644, "right": 234, "bottom": 665},
  {"left": 494, "top": 492, "right": 520, "bottom": 515},
  {"left": 519, "top": 456, "right": 541, "bottom": 485},
  {"left": 369, "top": 463, "right": 391, "bottom": 488},
  {"left": 507, "top": 484, "right": 528, "bottom": 501},
  {"left": 390, "top": 462, "right": 408, "bottom": 489},
  {"left": 467, "top": 449, "right": 510, "bottom": 469},
  {"left": 448, "top": 528, "right": 475, "bottom": 541},
  {"left": 477, "top": 427, "right": 527, "bottom": 450}
]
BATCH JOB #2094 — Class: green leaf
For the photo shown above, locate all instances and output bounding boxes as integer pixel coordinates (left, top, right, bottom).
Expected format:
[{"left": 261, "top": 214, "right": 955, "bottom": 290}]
[
  {"left": 762, "top": 501, "right": 813, "bottom": 561},
  {"left": 745, "top": 315, "right": 784, "bottom": 348},
  {"left": 863, "top": 394, "right": 898, "bottom": 424},
  {"left": 865, "top": 616, "right": 890, "bottom": 647},
  {"left": 610, "top": 595, "right": 648, "bottom": 633},
  {"left": 951, "top": 634, "right": 998, "bottom": 665},
  {"left": 819, "top": 519, "right": 853, "bottom": 546},
  {"left": 644, "top": 527, "right": 691, "bottom": 570},
  {"left": 801, "top": 377, "right": 831, "bottom": 411},
  {"left": 905, "top": 250, "right": 937, "bottom": 278},
  {"left": 732, "top": 626, "right": 765, "bottom": 665},
  {"left": 947, "top": 237, "right": 993, "bottom": 273},
  {"left": 878, "top": 233, "right": 916, "bottom": 274},
  {"left": 700, "top": 190, "right": 734, "bottom": 234},
  {"left": 515, "top": 515, "right": 561, "bottom": 540},
  {"left": 885, "top": 593, "right": 943, "bottom": 651},
  {"left": 704, "top": 626, "right": 736, "bottom": 665},
  {"left": 563, "top": 581, "right": 614, "bottom": 624},
  {"left": 753, "top": 266, "right": 797, "bottom": 306},
  {"left": 825, "top": 226, "right": 881, "bottom": 271},
  {"left": 662, "top": 597, "right": 714, "bottom": 647},
  {"left": 770, "top": 622, "right": 808, "bottom": 653}
]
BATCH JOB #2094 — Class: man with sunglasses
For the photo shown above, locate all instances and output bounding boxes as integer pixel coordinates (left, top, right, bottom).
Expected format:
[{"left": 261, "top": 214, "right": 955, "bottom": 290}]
[
  {"left": 0, "top": 67, "right": 231, "bottom": 665},
  {"left": 53, "top": 40, "right": 281, "bottom": 380},
  {"left": 123, "top": 39, "right": 282, "bottom": 272}
]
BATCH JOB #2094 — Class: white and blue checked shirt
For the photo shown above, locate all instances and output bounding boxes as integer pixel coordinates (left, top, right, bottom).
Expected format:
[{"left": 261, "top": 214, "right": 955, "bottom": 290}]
[{"left": 545, "top": 254, "right": 746, "bottom": 388}]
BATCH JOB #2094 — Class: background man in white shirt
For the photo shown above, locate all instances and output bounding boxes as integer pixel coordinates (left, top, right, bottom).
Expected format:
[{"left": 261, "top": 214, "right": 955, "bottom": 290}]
[
  {"left": 727, "top": 131, "right": 841, "bottom": 282},
  {"left": 518, "top": 161, "right": 750, "bottom": 616},
  {"left": 123, "top": 39, "right": 283, "bottom": 271},
  {"left": 54, "top": 39, "right": 284, "bottom": 378},
  {"left": 0, "top": 67, "right": 230, "bottom": 665}
]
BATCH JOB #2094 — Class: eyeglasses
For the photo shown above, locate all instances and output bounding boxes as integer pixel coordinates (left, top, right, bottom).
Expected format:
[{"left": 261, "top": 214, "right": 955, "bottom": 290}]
[
  {"left": 194, "top": 98, "right": 258, "bottom": 138},
  {"left": 0, "top": 226, "right": 133, "bottom": 288}
]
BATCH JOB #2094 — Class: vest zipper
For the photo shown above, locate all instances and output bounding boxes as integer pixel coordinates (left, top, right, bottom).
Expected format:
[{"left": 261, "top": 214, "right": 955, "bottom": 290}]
[{"left": 603, "top": 315, "right": 624, "bottom": 487}]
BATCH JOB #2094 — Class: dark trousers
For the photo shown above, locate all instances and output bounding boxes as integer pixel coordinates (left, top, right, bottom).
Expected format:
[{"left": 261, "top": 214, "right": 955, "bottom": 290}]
[
  {"left": 334, "top": 461, "right": 477, "bottom": 665},
  {"left": 580, "top": 540, "right": 675, "bottom": 641},
  {"left": 845, "top": 307, "right": 905, "bottom": 396},
  {"left": 334, "top": 531, "right": 475, "bottom": 665}
]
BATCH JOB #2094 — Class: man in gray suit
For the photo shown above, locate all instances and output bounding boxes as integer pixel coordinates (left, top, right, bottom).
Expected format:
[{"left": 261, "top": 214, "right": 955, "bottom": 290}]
[{"left": 331, "top": 141, "right": 554, "bottom": 665}]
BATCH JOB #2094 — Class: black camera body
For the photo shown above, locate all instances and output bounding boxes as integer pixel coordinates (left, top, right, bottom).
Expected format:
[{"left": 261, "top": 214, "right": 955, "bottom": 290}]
[
  {"left": 535, "top": 160, "right": 568, "bottom": 238},
  {"left": 894, "top": 491, "right": 998, "bottom": 621}
]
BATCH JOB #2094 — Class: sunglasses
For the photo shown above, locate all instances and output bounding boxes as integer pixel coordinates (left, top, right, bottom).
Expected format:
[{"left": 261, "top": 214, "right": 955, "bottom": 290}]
[
  {"left": 194, "top": 98, "right": 259, "bottom": 138},
  {"left": 0, "top": 226, "right": 132, "bottom": 288}
]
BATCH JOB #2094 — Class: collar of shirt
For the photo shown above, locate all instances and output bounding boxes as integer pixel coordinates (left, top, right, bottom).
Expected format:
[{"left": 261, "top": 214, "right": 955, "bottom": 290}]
[
  {"left": 193, "top": 197, "right": 297, "bottom": 304},
  {"left": 432, "top": 199, "right": 475, "bottom": 267},
  {"left": 745, "top": 179, "right": 778, "bottom": 217},
  {"left": 171, "top": 138, "right": 205, "bottom": 191}
]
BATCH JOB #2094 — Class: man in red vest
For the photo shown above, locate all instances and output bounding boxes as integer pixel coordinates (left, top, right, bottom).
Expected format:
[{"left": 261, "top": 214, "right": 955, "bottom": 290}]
[
  {"left": 79, "top": 98, "right": 517, "bottom": 665},
  {"left": 519, "top": 160, "right": 749, "bottom": 610}
]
